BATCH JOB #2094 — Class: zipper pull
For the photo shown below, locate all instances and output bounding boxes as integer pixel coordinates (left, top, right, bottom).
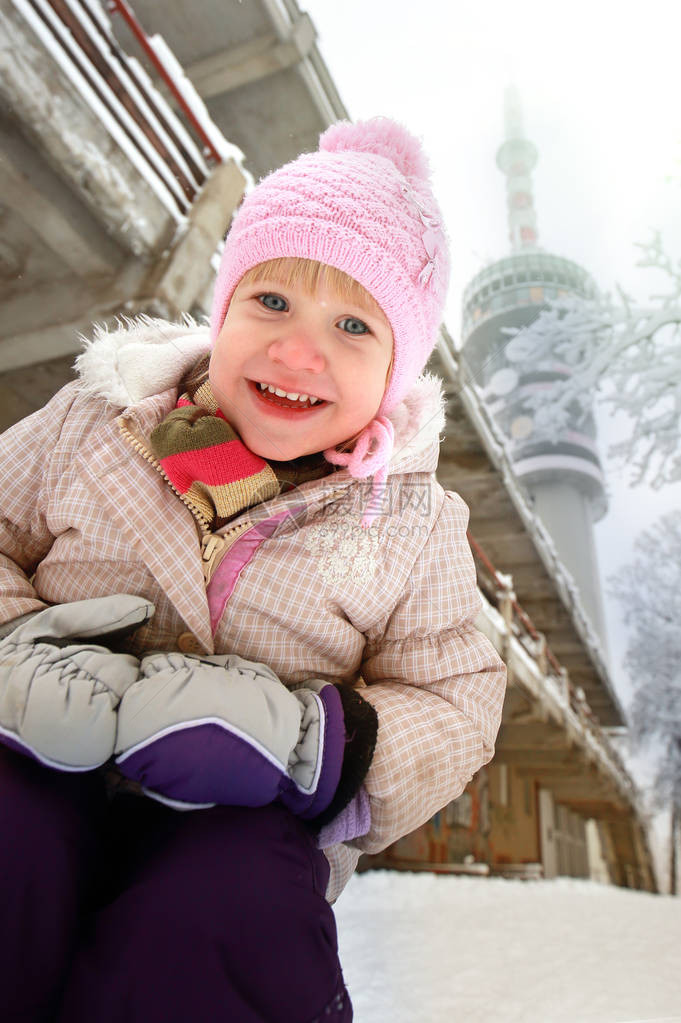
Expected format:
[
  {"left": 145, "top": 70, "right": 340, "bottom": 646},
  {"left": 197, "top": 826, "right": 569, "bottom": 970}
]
[{"left": 200, "top": 533, "right": 227, "bottom": 584}]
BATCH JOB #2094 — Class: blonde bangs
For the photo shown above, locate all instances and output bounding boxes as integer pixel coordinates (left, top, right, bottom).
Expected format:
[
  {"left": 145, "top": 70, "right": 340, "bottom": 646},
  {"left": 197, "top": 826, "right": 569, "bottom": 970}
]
[{"left": 239, "top": 258, "right": 384, "bottom": 319}]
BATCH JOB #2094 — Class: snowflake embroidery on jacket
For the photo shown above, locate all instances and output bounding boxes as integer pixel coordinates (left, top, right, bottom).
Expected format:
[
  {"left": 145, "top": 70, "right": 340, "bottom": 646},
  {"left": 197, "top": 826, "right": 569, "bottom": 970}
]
[{"left": 303, "top": 517, "right": 383, "bottom": 585}]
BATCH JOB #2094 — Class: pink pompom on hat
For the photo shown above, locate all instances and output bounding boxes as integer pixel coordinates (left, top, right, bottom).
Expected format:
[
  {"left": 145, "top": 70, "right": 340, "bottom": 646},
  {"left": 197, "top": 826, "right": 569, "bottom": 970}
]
[{"left": 210, "top": 116, "right": 450, "bottom": 523}]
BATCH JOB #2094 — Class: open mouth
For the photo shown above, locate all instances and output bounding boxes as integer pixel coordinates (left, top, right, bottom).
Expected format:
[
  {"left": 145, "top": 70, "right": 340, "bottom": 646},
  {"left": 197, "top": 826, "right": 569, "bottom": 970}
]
[{"left": 249, "top": 380, "right": 329, "bottom": 411}]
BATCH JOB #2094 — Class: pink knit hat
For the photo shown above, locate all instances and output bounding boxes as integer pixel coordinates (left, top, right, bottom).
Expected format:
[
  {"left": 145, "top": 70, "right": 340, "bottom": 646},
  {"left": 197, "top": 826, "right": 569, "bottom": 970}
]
[{"left": 210, "top": 117, "right": 449, "bottom": 520}]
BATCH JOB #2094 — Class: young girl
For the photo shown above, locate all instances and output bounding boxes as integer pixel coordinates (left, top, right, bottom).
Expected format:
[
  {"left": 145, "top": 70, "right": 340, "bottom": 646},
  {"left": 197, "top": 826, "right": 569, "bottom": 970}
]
[{"left": 0, "top": 118, "right": 506, "bottom": 1021}]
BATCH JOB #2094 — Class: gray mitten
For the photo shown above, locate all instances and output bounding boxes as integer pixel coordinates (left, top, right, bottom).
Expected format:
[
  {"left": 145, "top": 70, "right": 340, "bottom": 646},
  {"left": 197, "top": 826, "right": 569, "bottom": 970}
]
[
  {"left": 115, "top": 651, "right": 346, "bottom": 816},
  {"left": 0, "top": 595, "right": 154, "bottom": 771}
]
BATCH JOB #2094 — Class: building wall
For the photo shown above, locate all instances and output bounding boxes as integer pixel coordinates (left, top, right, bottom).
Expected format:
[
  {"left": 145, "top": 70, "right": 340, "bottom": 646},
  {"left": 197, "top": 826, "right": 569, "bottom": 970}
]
[
  {"left": 374, "top": 765, "right": 541, "bottom": 871},
  {"left": 377, "top": 771, "right": 489, "bottom": 868},
  {"left": 487, "top": 764, "right": 539, "bottom": 867},
  {"left": 370, "top": 764, "right": 601, "bottom": 882}
]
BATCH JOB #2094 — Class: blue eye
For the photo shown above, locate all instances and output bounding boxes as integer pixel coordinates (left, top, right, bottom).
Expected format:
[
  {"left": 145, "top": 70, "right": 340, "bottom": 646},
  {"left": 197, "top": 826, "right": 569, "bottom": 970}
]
[
  {"left": 259, "top": 293, "right": 288, "bottom": 311},
  {"left": 338, "top": 317, "right": 369, "bottom": 336}
]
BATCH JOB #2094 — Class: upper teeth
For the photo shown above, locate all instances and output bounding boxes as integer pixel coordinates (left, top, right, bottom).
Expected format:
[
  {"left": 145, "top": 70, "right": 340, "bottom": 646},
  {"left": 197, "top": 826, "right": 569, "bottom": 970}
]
[{"left": 258, "top": 383, "right": 320, "bottom": 404}]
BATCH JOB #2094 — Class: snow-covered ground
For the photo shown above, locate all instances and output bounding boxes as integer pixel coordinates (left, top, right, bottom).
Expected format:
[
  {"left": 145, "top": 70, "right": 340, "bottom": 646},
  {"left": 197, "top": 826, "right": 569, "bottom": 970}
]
[{"left": 335, "top": 872, "right": 681, "bottom": 1023}]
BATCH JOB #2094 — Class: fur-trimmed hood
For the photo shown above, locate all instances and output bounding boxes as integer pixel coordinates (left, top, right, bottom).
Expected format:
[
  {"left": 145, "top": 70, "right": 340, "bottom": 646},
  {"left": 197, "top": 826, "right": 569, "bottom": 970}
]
[{"left": 75, "top": 317, "right": 445, "bottom": 476}]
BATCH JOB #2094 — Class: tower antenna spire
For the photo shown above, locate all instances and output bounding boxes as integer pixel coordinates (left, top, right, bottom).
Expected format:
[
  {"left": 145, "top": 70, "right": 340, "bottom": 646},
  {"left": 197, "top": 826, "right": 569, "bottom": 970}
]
[{"left": 496, "top": 86, "right": 539, "bottom": 250}]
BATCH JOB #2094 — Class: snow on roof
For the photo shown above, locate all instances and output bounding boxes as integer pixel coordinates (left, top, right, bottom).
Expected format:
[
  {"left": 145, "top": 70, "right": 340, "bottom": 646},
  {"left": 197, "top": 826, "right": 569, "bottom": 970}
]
[
  {"left": 18, "top": 0, "right": 186, "bottom": 223},
  {"left": 148, "top": 34, "right": 253, "bottom": 183}
]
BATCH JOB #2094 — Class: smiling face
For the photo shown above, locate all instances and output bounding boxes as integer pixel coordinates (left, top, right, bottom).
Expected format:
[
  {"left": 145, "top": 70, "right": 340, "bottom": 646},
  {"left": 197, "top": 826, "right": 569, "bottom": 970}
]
[{"left": 209, "top": 260, "right": 394, "bottom": 462}]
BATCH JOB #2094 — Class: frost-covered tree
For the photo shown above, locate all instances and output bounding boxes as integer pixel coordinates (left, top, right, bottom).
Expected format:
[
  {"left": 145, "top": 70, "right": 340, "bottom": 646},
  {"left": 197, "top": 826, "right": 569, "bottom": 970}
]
[
  {"left": 502, "top": 233, "right": 681, "bottom": 488},
  {"left": 610, "top": 510, "right": 681, "bottom": 892}
]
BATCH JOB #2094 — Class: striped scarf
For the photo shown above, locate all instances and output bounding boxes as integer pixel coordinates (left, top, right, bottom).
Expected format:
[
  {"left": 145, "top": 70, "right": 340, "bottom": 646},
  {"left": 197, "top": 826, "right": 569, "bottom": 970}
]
[{"left": 149, "top": 356, "right": 331, "bottom": 529}]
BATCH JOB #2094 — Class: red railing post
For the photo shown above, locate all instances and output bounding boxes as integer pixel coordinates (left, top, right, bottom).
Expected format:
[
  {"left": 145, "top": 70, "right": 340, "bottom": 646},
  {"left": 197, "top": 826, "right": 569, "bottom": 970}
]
[
  {"left": 467, "top": 529, "right": 564, "bottom": 680},
  {"left": 106, "top": 0, "right": 222, "bottom": 163}
]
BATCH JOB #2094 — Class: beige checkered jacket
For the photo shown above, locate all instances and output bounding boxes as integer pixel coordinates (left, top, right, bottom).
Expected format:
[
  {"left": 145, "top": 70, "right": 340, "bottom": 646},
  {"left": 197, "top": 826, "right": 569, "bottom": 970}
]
[{"left": 0, "top": 320, "right": 506, "bottom": 902}]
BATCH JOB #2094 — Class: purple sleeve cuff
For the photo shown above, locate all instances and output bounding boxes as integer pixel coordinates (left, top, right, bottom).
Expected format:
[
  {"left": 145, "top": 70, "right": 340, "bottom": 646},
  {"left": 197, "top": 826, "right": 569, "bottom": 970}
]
[{"left": 316, "top": 786, "right": 371, "bottom": 849}]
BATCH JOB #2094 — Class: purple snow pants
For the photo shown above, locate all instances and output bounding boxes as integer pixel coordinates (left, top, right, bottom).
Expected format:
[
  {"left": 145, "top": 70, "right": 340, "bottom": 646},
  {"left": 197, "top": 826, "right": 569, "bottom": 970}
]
[{"left": 0, "top": 747, "right": 352, "bottom": 1022}]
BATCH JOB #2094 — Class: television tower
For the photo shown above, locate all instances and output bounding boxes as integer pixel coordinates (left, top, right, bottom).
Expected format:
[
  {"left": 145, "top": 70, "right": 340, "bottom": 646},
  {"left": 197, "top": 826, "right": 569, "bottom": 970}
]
[{"left": 461, "top": 87, "right": 608, "bottom": 642}]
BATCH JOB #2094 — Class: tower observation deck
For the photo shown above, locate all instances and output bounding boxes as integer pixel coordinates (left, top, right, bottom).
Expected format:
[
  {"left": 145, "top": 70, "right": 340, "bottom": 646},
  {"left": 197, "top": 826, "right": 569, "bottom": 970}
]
[{"left": 461, "top": 88, "right": 608, "bottom": 643}]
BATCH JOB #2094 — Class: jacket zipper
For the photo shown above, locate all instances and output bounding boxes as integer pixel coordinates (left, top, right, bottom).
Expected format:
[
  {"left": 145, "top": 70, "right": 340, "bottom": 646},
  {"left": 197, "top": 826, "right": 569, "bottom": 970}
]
[
  {"left": 119, "top": 417, "right": 214, "bottom": 531},
  {"left": 119, "top": 418, "right": 350, "bottom": 584},
  {"left": 119, "top": 418, "right": 251, "bottom": 584},
  {"left": 200, "top": 524, "right": 252, "bottom": 584}
]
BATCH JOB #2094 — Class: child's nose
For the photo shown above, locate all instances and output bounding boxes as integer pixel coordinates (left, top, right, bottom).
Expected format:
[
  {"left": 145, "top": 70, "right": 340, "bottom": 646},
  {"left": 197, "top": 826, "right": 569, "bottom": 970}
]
[{"left": 267, "top": 332, "right": 325, "bottom": 373}]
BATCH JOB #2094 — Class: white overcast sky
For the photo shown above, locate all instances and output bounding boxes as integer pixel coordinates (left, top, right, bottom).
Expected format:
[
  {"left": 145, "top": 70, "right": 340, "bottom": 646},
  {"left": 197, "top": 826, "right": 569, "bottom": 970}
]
[
  {"left": 305, "top": 0, "right": 680, "bottom": 321},
  {"left": 304, "top": 0, "right": 681, "bottom": 705}
]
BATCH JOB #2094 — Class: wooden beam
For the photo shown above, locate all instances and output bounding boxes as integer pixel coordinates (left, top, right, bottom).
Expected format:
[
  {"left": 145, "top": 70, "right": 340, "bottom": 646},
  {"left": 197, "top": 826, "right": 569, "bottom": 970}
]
[
  {"left": 555, "top": 801, "right": 629, "bottom": 820},
  {"left": 466, "top": 519, "right": 529, "bottom": 541},
  {"left": 495, "top": 749, "right": 578, "bottom": 766},
  {"left": 184, "top": 15, "right": 316, "bottom": 98},
  {"left": 513, "top": 763, "right": 588, "bottom": 778},
  {"left": 541, "top": 778, "right": 615, "bottom": 801},
  {"left": 502, "top": 702, "right": 547, "bottom": 725},
  {"left": 438, "top": 452, "right": 497, "bottom": 478},
  {"left": 139, "top": 158, "right": 246, "bottom": 314},
  {"left": 496, "top": 722, "right": 569, "bottom": 750}
]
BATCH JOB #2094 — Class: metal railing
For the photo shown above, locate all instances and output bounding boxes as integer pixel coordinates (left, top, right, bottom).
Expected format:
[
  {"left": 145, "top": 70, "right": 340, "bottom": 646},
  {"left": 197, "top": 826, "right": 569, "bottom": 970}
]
[
  {"left": 24, "top": 0, "right": 219, "bottom": 217},
  {"left": 468, "top": 529, "right": 566, "bottom": 679},
  {"left": 106, "top": 0, "right": 222, "bottom": 163}
]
